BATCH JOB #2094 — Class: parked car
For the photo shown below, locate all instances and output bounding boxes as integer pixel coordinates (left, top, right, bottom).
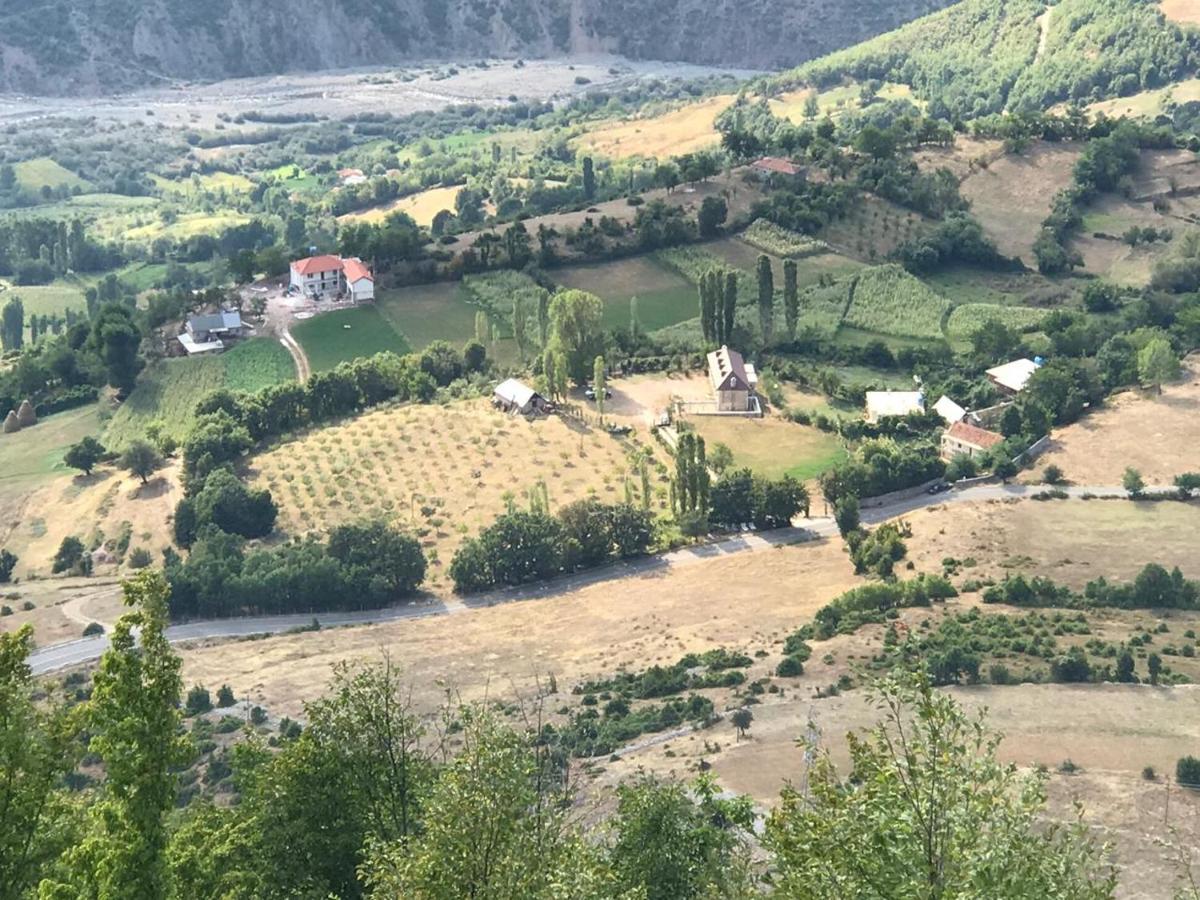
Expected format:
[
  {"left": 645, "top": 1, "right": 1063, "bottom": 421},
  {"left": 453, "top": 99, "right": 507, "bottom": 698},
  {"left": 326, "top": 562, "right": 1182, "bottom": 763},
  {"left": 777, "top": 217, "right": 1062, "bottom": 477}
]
[
  {"left": 585, "top": 385, "right": 613, "bottom": 401},
  {"left": 926, "top": 482, "right": 951, "bottom": 495}
]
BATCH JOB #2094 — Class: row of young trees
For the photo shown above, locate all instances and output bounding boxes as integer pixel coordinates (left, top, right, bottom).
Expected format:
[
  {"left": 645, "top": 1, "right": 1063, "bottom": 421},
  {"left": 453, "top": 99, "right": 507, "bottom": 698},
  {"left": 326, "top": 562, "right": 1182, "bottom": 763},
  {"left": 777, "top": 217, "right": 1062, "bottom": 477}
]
[{"left": 0, "top": 592, "right": 1118, "bottom": 899}]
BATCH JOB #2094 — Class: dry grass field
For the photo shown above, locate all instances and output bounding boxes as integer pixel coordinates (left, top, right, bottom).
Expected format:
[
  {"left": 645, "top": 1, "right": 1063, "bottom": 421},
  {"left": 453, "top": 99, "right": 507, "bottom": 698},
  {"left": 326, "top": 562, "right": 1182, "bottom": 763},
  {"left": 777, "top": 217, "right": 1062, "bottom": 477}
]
[
  {"left": 249, "top": 399, "right": 670, "bottom": 586},
  {"left": 575, "top": 95, "right": 735, "bottom": 159},
  {"left": 958, "top": 143, "right": 1082, "bottom": 261},
  {"left": 1028, "top": 358, "right": 1200, "bottom": 486},
  {"left": 337, "top": 185, "right": 485, "bottom": 227},
  {"left": 1161, "top": 0, "right": 1200, "bottom": 24},
  {"left": 819, "top": 194, "right": 934, "bottom": 260}
]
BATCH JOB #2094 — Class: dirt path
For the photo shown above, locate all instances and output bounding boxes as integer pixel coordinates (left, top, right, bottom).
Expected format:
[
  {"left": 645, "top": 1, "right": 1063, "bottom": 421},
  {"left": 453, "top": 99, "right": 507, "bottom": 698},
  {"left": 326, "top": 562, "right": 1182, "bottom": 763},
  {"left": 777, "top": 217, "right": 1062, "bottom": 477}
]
[
  {"left": 279, "top": 331, "right": 310, "bottom": 383},
  {"left": 1035, "top": 7, "right": 1053, "bottom": 63}
]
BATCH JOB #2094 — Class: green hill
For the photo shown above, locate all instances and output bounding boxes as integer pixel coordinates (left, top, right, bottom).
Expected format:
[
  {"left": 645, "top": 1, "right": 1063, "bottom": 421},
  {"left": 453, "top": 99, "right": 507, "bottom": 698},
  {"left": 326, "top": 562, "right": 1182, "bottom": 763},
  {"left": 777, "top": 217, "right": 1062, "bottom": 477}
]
[{"left": 774, "top": 0, "right": 1200, "bottom": 120}]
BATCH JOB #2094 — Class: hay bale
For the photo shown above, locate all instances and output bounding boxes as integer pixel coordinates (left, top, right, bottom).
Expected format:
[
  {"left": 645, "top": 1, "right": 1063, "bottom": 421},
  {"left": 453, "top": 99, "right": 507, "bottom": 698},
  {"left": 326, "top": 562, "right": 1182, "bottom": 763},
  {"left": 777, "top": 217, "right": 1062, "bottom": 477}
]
[
  {"left": 16, "top": 399, "right": 36, "bottom": 428},
  {"left": 2, "top": 410, "right": 19, "bottom": 434}
]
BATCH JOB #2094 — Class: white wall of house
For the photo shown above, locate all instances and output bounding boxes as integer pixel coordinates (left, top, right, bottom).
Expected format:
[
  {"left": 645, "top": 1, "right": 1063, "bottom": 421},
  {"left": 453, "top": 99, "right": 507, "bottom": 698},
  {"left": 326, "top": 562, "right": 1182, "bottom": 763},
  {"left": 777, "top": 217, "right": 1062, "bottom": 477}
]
[{"left": 348, "top": 277, "right": 374, "bottom": 302}]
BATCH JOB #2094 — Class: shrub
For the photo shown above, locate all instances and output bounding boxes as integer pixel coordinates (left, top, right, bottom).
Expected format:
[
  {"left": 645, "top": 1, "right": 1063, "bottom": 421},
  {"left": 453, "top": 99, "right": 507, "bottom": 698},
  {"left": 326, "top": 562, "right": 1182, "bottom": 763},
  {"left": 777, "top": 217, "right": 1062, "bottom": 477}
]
[
  {"left": 250, "top": 706, "right": 268, "bottom": 726},
  {"left": 185, "top": 685, "right": 213, "bottom": 717},
  {"left": 0, "top": 549, "right": 17, "bottom": 583},
  {"left": 216, "top": 684, "right": 236, "bottom": 708},
  {"left": 127, "top": 547, "right": 153, "bottom": 569},
  {"left": 987, "top": 663, "right": 1012, "bottom": 685},
  {"left": 1177, "top": 756, "right": 1200, "bottom": 788},
  {"left": 776, "top": 655, "right": 805, "bottom": 677},
  {"left": 82, "top": 622, "right": 104, "bottom": 636},
  {"left": 0, "top": 606, "right": 11, "bottom": 617},
  {"left": 1143, "top": 766, "right": 1157, "bottom": 781},
  {"left": 1042, "top": 464, "right": 1065, "bottom": 485},
  {"left": 52, "top": 536, "right": 86, "bottom": 575}
]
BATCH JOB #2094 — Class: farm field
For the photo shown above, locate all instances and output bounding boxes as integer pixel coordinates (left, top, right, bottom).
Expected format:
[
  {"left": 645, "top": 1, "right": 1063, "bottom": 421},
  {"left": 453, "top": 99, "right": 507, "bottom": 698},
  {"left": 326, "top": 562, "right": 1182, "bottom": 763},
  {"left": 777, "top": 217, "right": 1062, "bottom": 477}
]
[
  {"left": 250, "top": 399, "right": 668, "bottom": 587},
  {"left": 769, "top": 81, "right": 919, "bottom": 122},
  {"left": 957, "top": 143, "right": 1082, "bottom": 262},
  {"left": 574, "top": 94, "right": 735, "bottom": 159},
  {"left": 687, "top": 414, "right": 846, "bottom": 482},
  {"left": 922, "top": 266, "right": 1078, "bottom": 307},
  {"left": 149, "top": 172, "right": 255, "bottom": 196},
  {"left": 552, "top": 256, "right": 698, "bottom": 332},
  {"left": 292, "top": 306, "right": 411, "bottom": 372},
  {"left": 103, "top": 339, "right": 294, "bottom": 448},
  {"left": 338, "top": 185, "right": 467, "bottom": 227},
  {"left": 842, "top": 264, "right": 951, "bottom": 340},
  {"left": 0, "top": 280, "right": 87, "bottom": 320},
  {"left": 14, "top": 157, "right": 92, "bottom": 193},
  {"left": 944, "top": 303, "right": 1049, "bottom": 344},
  {"left": 377, "top": 282, "right": 477, "bottom": 349},
  {"left": 124, "top": 211, "right": 254, "bottom": 241},
  {"left": 0, "top": 403, "right": 102, "bottom": 492},
  {"left": 705, "top": 237, "right": 863, "bottom": 289},
  {"left": 819, "top": 194, "right": 933, "bottom": 260},
  {"left": 0, "top": 194, "right": 160, "bottom": 237},
  {"left": 1028, "top": 357, "right": 1200, "bottom": 487}
]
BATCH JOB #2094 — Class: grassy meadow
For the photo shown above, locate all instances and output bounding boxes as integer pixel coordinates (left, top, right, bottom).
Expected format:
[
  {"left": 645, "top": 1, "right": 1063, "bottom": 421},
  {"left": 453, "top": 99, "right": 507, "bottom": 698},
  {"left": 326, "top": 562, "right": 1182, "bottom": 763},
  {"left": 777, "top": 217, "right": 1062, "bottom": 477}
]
[
  {"left": 689, "top": 415, "right": 846, "bottom": 483},
  {"left": 293, "top": 307, "right": 412, "bottom": 372}
]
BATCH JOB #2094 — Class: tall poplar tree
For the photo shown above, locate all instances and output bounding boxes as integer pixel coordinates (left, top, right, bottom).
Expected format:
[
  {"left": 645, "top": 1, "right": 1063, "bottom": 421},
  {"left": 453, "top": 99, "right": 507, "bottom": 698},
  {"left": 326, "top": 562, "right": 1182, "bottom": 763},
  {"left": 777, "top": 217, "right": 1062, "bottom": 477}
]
[
  {"left": 756, "top": 254, "right": 774, "bottom": 344},
  {"left": 723, "top": 271, "right": 737, "bottom": 345},
  {"left": 783, "top": 258, "right": 799, "bottom": 341}
]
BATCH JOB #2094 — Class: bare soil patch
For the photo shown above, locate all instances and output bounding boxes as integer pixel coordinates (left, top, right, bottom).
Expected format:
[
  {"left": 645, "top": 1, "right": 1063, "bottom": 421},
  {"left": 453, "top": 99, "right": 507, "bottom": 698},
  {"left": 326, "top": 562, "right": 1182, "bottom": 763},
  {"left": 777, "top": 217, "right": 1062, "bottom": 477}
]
[
  {"left": 1027, "top": 358, "right": 1200, "bottom": 486},
  {"left": 1162, "top": 0, "right": 1200, "bottom": 25}
]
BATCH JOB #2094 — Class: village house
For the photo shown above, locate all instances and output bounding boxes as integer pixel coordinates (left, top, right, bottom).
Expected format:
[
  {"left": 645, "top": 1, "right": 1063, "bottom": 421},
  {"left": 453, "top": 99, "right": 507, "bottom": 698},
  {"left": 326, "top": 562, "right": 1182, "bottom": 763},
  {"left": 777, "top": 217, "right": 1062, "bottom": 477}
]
[
  {"left": 289, "top": 255, "right": 375, "bottom": 302},
  {"left": 337, "top": 167, "right": 367, "bottom": 186},
  {"left": 750, "top": 156, "right": 806, "bottom": 184},
  {"left": 933, "top": 395, "right": 967, "bottom": 424},
  {"left": 941, "top": 420, "right": 1005, "bottom": 461},
  {"left": 707, "top": 345, "right": 758, "bottom": 412},
  {"left": 493, "top": 379, "right": 548, "bottom": 416},
  {"left": 178, "top": 310, "right": 244, "bottom": 355},
  {"left": 986, "top": 358, "right": 1041, "bottom": 395},
  {"left": 864, "top": 390, "right": 925, "bottom": 424}
]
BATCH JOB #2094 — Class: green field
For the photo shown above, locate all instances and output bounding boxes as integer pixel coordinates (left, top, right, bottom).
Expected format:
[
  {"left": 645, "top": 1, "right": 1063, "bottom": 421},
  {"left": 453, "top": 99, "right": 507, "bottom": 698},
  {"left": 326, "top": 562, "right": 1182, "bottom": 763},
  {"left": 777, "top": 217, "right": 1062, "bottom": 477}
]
[
  {"left": 945, "top": 303, "right": 1050, "bottom": 344},
  {"left": 0, "top": 281, "right": 88, "bottom": 319},
  {"left": 842, "top": 265, "right": 951, "bottom": 340},
  {"left": 150, "top": 172, "right": 255, "bottom": 197},
  {"left": 14, "top": 158, "right": 92, "bottom": 193},
  {"left": 0, "top": 404, "right": 103, "bottom": 489},
  {"left": 293, "top": 307, "right": 412, "bottom": 373},
  {"left": 378, "top": 282, "right": 476, "bottom": 349},
  {"left": 554, "top": 256, "right": 698, "bottom": 332},
  {"left": 124, "top": 212, "right": 254, "bottom": 241},
  {"left": 690, "top": 415, "right": 847, "bottom": 482},
  {"left": 103, "top": 339, "right": 295, "bottom": 448}
]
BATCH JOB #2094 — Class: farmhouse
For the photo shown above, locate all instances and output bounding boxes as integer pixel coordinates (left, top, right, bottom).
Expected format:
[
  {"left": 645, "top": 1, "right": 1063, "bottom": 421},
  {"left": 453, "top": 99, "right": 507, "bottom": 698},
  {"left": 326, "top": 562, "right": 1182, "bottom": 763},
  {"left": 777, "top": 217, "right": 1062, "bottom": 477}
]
[
  {"left": 933, "top": 395, "right": 967, "bottom": 424},
  {"left": 941, "top": 420, "right": 1005, "bottom": 460},
  {"left": 493, "top": 379, "right": 548, "bottom": 415},
  {"left": 864, "top": 390, "right": 925, "bottom": 424},
  {"left": 338, "top": 167, "right": 367, "bottom": 186},
  {"left": 986, "top": 358, "right": 1041, "bottom": 395},
  {"left": 707, "top": 345, "right": 758, "bottom": 412},
  {"left": 750, "top": 157, "right": 805, "bottom": 183},
  {"left": 178, "top": 310, "right": 243, "bottom": 355},
  {"left": 290, "top": 255, "right": 375, "bottom": 302}
]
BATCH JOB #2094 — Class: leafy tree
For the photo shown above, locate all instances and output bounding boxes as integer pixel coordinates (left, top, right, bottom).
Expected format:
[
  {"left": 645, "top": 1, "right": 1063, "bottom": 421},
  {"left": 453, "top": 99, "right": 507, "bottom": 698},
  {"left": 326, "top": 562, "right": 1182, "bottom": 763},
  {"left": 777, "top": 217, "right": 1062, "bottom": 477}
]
[
  {"left": 783, "top": 259, "right": 799, "bottom": 341},
  {"left": 121, "top": 438, "right": 162, "bottom": 484},
  {"left": 327, "top": 520, "right": 426, "bottom": 599},
  {"left": 0, "top": 548, "right": 15, "bottom": 583},
  {"left": 51, "top": 536, "right": 85, "bottom": 574},
  {"left": 730, "top": 707, "right": 754, "bottom": 740},
  {"left": 753, "top": 474, "right": 809, "bottom": 528},
  {"left": 722, "top": 271, "right": 737, "bottom": 345},
  {"left": 1123, "top": 466, "right": 1146, "bottom": 498},
  {"left": 1116, "top": 651, "right": 1137, "bottom": 683},
  {"left": 1148, "top": 652, "right": 1162, "bottom": 686},
  {"left": 558, "top": 498, "right": 616, "bottom": 570},
  {"left": 362, "top": 709, "right": 601, "bottom": 898},
  {"left": 89, "top": 303, "right": 143, "bottom": 396},
  {"left": 418, "top": 340, "right": 464, "bottom": 386},
  {"left": 64, "top": 436, "right": 106, "bottom": 476},
  {"left": 994, "top": 459, "right": 1018, "bottom": 483},
  {"left": 834, "top": 495, "right": 860, "bottom": 537},
  {"left": 186, "top": 684, "right": 213, "bottom": 716},
  {"left": 766, "top": 676, "right": 1115, "bottom": 899},
  {"left": 216, "top": 684, "right": 236, "bottom": 707},
  {"left": 0, "top": 295, "right": 23, "bottom": 351},
  {"left": 708, "top": 442, "right": 734, "bottom": 474},
  {"left": 945, "top": 453, "right": 978, "bottom": 482},
  {"left": 548, "top": 289, "right": 605, "bottom": 384},
  {"left": 697, "top": 196, "right": 727, "bottom": 238},
  {"left": 756, "top": 254, "right": 774, "bottom": 344},
  {"left": 1000, "top": 404, "right": 1023, "bottom": 437},
  {"left": 593, "top": 355, "right": 606, "bottom": 420},
  {"left": 174, "top": 468, "right": 277, "bottom": 546},
  {"left": 44, "top": 572, "right": 191, "bottom": 898},
  {"left": 0, "top": 625, "right": 79, "bottom": 898},
  {"left": 608, "top": 775, "right": 755, "bottom": 900},
  {"left": 582, "top": 156, "right": 596, "bottom": 201},
  {"left": 449, "top": 510, "right": 565, "bottom": 593},
  {"left": 1137, "top": 338, "right": 1179, "bottom": 394}
]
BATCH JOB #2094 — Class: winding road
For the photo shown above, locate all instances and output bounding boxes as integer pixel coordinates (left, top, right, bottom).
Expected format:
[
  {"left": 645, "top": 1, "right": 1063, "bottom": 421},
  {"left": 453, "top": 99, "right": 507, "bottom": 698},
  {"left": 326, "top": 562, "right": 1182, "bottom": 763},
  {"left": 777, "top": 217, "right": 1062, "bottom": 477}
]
[{"left": 26, "top": 483, "right": 1163, "bottom": 676}]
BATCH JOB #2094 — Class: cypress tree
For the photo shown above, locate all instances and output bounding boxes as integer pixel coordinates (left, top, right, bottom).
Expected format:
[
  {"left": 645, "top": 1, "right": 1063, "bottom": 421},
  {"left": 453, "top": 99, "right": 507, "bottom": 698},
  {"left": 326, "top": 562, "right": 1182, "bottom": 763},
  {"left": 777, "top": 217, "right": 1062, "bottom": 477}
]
[
  {"left": 784, "top": 259, "right": 799, "bottom": 341},
  {"left": 723, "top": 271, "right": 737, "bottom": 344},
  {"left": 757, "top": 254, "right": 774, "bottom": 345}
]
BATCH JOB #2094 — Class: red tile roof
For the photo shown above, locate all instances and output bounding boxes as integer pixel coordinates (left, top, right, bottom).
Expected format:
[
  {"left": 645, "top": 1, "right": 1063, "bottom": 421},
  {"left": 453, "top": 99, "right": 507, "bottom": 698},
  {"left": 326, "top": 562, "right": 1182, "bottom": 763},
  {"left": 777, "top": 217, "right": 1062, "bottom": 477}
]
[
  {"left": 292, "top": 255, "right": 345, "bottom": 276},
  {"left": 753, "top": 156, "right": 802, "bottom": 176},
  {"left": 945, "top": 421, "right": 1005, "bottom": 450},
  {"left": 342, "top": 257, "right": 372, "bottom": 283}
]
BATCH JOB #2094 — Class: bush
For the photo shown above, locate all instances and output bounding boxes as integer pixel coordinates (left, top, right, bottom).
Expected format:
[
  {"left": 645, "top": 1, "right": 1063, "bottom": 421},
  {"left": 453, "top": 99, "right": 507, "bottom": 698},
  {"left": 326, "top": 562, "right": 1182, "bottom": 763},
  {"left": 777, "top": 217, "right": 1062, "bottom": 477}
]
[
  {"left": 987, "top": 663, "right": 1012, "bottom": 685},
  {"left": 0, "top": 549, "right": 15, "bottom": 583},
  {"left": 250, "top": 706, "right": 268, "bottom": 726},
  {"left": 216, "top": 684, "right": 236, "bottom": 708},
  {"left": 1177, "top": 755, "right": 1200, "bottom": 788},
  {"left": 51, "top": 536, "right": 86, "bottom": 575},
  {"left": 1042, "top": 464, "right": 1065, "bottom": 485},
  {"left": 1143, "top": 766, "right": 1157, "bottom": 781},
  {"left": 776, "top": 655, "right": 805, "bottom": 677},
  {"left": 185, "top": 685, "right": 213, "bottom": 717},
  {"left": 0, "top": 606, "right": 11, "bottom": 617},
  {"left": 82, "top": 622, "right": 104, "bottom": 636}
]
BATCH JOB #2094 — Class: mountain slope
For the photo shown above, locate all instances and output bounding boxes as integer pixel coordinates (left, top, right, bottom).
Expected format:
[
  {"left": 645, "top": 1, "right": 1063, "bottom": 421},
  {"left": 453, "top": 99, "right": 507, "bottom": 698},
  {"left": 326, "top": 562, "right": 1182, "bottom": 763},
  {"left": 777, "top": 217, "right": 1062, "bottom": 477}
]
[
  {"left": 775, "top": 0, "right": 1200, "bottom": 119},
  {"left": 0, "top": 0, "right": 956, "bottom": 95}
]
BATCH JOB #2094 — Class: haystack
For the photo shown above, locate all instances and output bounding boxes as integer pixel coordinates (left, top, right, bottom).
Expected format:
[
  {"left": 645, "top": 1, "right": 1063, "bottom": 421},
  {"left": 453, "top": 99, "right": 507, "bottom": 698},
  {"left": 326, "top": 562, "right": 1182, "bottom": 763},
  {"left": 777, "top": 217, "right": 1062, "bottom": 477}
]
[
  {"left": 2, "top": 410, "right": 19, "bottom": 434},
  {"left": 16, "top": 399, "right": 36, "bottom": 428}
]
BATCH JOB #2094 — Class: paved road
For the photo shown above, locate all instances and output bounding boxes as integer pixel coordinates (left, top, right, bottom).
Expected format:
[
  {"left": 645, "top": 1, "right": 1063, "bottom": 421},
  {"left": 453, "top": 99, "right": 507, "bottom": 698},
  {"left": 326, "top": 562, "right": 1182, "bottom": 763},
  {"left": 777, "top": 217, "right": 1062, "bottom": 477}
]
[{"left": 26, "top": 482, "right": 1166, "bottom": 676}]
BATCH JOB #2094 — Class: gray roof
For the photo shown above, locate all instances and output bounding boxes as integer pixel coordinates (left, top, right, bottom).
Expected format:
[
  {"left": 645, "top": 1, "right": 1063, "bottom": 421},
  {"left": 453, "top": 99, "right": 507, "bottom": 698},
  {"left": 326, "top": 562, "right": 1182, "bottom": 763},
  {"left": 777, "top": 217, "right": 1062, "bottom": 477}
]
[
  {"left": 188, "top": 310, "right": 243, "bottom": 333},
  {"left": 707, "top": 346, "right": 749, "bottom": 392},
  {"left": 494, "top": 378, "right": 540, "bottom": 407}
]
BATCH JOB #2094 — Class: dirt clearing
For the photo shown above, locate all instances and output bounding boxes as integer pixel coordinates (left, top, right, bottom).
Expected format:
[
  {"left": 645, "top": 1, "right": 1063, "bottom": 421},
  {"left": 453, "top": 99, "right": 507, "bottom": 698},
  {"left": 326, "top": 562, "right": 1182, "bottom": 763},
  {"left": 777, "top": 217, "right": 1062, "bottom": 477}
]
[
  {"left": 1161, "top": 0, "right": 1200, "bottom": 25},
  {"left": 575, "top": 94, "right": 735, "bottom": 159},
  {"left": 1029, "top": 358, "right": 1200, "bottom": 486}
]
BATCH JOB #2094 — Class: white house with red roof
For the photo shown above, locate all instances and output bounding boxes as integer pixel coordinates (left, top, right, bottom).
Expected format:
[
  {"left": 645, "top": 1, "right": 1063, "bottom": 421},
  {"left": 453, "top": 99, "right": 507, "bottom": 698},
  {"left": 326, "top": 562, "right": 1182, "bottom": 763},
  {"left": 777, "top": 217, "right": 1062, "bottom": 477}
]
[{"left": 289, "top": 255, "right": 374, "bottom": 302}]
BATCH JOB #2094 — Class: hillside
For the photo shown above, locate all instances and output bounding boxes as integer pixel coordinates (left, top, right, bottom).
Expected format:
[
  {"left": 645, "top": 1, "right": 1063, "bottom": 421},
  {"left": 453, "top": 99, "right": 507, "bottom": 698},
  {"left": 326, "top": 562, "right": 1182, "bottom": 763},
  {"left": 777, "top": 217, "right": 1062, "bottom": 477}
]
[
  {"left": 0, "top": 0, "right": 956, "bottom": 95},
  {"left": 777, "top": 0, "right": 1200, "bottom": 119}
]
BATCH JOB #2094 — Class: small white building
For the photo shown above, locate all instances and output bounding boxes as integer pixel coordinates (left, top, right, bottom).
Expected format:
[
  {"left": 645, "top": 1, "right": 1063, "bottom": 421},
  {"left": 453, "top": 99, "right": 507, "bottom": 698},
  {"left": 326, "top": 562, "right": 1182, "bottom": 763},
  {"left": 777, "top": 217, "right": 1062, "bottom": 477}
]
[
  {"left": 179, "top": 311, "right": 243, "bottom": 355},
  {"left": 933, "top": 395, "right": 967, "bottom": 425},
  {"left": 864, "top": 390, "right": 925, "bottom": 424},
  {"left": 289, "top": 255, "right": 374, "bottom": 302},
  {"left": 493, "top": 379, "right": 547, "bottom": 415},
  {"left": 338, "top": 167, "right": 367, "bottom": 186},
  {"left": 986, "top": 358, "right": 1041, "bottom": 395},
  {"left": 941, "top": 421, "right": 1005, "bottom": 461}
]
